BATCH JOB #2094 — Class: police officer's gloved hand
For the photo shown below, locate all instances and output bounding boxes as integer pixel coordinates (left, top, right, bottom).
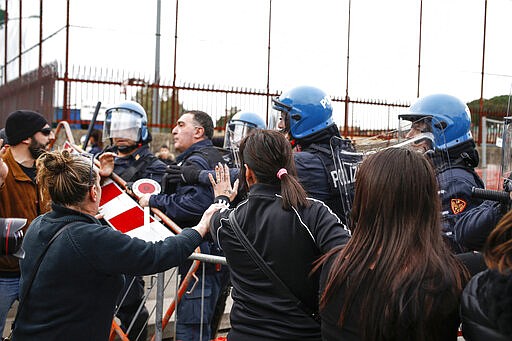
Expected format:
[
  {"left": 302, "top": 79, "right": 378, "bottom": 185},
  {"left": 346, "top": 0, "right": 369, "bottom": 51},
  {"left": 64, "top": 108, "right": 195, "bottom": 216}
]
[{"left": 165, "top": 164, "right": 201, "bottom": 184}]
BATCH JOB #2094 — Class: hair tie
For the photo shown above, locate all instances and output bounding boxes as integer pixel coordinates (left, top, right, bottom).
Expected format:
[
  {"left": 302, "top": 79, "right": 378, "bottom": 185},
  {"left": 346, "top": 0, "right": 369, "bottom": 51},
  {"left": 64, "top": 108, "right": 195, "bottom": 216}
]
[{"left": 276, "top": 168, "right": 288, "bottom": 180}]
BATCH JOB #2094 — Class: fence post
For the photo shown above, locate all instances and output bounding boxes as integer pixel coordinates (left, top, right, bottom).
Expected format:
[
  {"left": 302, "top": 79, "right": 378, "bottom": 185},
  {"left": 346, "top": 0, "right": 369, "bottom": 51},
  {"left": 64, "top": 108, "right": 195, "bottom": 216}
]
[{"left": 482, "top": 116, "right": 487, "bottom": 185}]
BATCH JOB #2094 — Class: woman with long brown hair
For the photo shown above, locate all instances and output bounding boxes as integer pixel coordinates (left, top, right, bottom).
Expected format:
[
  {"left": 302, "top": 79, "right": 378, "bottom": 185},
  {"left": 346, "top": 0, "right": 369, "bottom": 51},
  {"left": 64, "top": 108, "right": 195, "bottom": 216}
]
[
  {"left": 461, "top": 208, "right": 512, "bottom": 340},
  {"left": 318, "top": 147, "right": 469, "bottom": 341},
  {"left": 209, "top": 130, "right": 351, "bottom": 341}
]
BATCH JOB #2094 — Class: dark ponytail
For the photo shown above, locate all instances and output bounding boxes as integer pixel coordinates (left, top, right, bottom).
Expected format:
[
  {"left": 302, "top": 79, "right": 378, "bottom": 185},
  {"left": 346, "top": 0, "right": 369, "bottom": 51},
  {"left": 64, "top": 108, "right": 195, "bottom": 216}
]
[{"left": 239, "top": 130, "right": 308, "bottom": 210}]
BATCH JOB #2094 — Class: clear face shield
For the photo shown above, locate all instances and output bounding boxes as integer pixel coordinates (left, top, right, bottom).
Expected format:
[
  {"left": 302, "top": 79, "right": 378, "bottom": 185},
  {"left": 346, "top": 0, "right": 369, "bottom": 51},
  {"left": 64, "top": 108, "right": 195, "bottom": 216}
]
[
  {"left": 501, "top": 117, "right": 512, "bottom": 190},
  {"left": 271, "top": 98, "right": 292, "bottom": 137},
  {"left": 397, "top": 116, "right": 436, "bottom": 154},
  {"left": 103, "top": 108, "right": 143, "bottom": 142},
  {"left": 350, "top": 118, "right": 436, "bottom": 157},
  {"left": 398, "top": 116, "right": 453, "bottom": 173},
  {"left": 223, "top": 121, "right": 257, "bottom": 168},
  {"left": 331, "top": 122, "right": 440, "bottom": 227}
]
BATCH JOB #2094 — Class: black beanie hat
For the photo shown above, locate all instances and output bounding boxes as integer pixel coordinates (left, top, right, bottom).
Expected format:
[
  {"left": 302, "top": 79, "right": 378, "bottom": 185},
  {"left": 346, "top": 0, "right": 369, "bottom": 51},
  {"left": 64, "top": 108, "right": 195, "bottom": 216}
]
[{"left": 5, "top": 110, "right": 48, "bottom": 145}]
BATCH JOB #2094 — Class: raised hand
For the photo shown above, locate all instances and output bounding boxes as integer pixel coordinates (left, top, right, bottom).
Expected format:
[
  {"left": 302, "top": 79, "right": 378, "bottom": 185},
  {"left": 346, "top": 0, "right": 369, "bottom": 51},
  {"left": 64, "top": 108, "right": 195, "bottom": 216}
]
[
  {"left": 209, "top": 163, "right": 239, "bottom": 202},
  {"left": 98, "top": 152, "right": 117, "bottom": 177}
]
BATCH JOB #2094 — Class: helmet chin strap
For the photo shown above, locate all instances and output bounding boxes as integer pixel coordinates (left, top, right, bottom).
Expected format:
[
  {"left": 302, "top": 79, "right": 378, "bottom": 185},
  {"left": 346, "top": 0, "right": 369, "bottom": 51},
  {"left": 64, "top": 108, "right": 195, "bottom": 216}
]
[{"left": 117, "top": 143, "right": 141, "bottom": 154}]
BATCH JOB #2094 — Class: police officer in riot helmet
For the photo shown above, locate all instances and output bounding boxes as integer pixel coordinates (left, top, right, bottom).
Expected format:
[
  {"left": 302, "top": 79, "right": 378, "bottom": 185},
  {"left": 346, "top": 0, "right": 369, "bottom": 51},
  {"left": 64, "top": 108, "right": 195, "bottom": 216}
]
[
  {"left": 224, "top": 111, "right": 266, "bottom": 168},
  {"left": 101, "top": 100, "right": 167, "bottom": 340},
  {"left": 272, "top": 85, "right": 355, "bottom": 226},
  {"left": 398, "top": 93, "right": 485, "bottom": 253},
  {"left": 453, "top": 116, "right": 512, "bottom": 253},
  {"left": 163, "top": 111, "right": 266, "bottom": 190},
  {"left": 102, "top": 100, "right": 167, "bottom": 184}
]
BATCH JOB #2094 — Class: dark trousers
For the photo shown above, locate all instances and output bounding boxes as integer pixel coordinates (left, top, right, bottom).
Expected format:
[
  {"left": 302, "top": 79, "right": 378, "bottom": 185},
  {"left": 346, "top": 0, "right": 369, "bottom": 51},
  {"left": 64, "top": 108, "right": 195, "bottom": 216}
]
[{"left": 175, "top": 264, "right": 230, "bottom": 341}]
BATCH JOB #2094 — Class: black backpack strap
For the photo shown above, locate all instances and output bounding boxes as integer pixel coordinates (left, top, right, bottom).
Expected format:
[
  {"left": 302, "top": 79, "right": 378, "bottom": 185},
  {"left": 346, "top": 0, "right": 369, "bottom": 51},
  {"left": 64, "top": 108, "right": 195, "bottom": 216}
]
[
  {"left": 228, "top": 210, "right": 320, "bottom": 323},
  {"left": 185, "top": 146, "right": 227, "bottom": 169}
]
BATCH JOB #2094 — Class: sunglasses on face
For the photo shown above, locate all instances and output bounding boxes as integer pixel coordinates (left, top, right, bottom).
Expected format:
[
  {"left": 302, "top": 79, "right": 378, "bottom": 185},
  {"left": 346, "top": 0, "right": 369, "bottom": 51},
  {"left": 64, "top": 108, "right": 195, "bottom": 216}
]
[{"left": 39, "top": 127, "right": 52, "bottom": 136}]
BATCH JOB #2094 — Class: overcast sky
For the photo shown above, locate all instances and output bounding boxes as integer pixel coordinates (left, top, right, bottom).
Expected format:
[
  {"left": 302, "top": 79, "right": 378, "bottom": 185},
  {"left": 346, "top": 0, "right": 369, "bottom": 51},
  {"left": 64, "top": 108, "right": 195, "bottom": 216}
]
[{"left": 2, "top": 0, "right": 512, "bottom": 126}]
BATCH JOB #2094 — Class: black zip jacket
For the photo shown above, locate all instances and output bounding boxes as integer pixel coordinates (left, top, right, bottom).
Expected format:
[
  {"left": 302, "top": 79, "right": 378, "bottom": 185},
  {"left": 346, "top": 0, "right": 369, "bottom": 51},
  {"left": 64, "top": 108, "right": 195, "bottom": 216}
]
[{"left": 210, "top": 183, "right": 351, "bottom": 340}]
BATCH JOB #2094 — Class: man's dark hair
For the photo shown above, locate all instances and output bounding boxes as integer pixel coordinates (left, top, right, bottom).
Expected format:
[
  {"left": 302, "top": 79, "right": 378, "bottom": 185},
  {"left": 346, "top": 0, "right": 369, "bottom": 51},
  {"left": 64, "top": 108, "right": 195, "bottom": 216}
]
[{"left": 187, "top": 110, "right": 214, "bottom": 140}]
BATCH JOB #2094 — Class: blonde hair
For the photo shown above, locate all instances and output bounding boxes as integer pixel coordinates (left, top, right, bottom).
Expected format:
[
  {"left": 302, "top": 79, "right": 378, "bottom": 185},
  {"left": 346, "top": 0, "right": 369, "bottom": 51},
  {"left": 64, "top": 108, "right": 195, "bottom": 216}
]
[{"left": 36, "top": 150, "right": 96, "bottom": 206}]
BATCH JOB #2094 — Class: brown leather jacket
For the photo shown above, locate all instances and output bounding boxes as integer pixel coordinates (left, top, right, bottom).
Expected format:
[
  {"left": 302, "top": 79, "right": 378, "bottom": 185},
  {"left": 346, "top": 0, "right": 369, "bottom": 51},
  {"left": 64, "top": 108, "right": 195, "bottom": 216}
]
[{"left": 0, "top": 148, "right": 50, "bottom": 274}]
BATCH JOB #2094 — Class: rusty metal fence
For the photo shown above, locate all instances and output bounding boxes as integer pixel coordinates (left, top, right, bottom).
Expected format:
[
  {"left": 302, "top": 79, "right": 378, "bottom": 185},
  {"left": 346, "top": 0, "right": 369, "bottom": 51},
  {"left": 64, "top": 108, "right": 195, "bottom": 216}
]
[
  {"left": 0, "top": 61, "right": 510, "bottom": 144},
  {"left": 0, "top": 63, "right": 56, "bottom": 127},
  {"left": 0, "top": 59, "right": 414, "bottom": 135}
]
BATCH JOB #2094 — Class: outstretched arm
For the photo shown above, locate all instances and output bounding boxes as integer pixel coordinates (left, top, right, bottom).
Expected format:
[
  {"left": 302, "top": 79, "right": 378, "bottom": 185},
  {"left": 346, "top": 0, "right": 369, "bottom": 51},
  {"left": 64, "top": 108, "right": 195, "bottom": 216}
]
[{"left": 164, "top": 162, "right": 240, "bottom": 186}]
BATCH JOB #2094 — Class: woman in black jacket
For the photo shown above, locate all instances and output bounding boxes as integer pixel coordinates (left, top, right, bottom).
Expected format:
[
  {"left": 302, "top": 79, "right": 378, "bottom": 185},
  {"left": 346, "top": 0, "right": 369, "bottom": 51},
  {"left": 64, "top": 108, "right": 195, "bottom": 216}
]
[
  {"left": 209, "top": 130, "right": 351, "bottom": 341},
  {"left": 12, "top": 150, "right": 220, "bottom": 340},
  {"left": 461, "top": 208, "right": 512, "bottom": 340}
]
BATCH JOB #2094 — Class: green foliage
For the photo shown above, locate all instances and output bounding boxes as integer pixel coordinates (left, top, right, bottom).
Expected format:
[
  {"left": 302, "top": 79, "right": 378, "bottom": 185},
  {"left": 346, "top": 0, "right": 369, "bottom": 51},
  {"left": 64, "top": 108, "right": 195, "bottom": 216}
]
[
  {"left": 467, "top": 95, "right": 512, "bottom": 119},
  {"left": 0, "top": 9, "right": 5, "bottom": 28}
]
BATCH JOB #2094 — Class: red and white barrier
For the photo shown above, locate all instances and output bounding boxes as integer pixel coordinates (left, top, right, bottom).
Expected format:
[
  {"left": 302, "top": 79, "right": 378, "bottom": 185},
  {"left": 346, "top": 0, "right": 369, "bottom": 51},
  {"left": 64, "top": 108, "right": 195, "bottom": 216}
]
[
  {"left": 99, "top": 178, "right": 173, "bottom": 242},
  {"left": 62, "top": 140, "right": 173, "bottom": 242}
]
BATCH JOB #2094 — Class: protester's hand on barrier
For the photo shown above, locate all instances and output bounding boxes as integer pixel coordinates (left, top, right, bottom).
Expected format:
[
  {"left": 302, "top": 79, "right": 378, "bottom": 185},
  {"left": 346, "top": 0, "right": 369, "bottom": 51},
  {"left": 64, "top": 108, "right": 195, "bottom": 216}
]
[
  {"left": 194, "top": 203, "right": 224, "bottom": 237},
  {"left": 98, "top": 152, "right": 117, "bottom": 177},
  {"left": 139, "top": 193, "right": 151, "bottom": 207},
  {"left": 165, "top": 163, "right": 201, "bottom": 184},
  {"left": 209, "top": 163, "right": 238, "bottom": 202},
  {"left": 0, "top": 141, "right": 9, "bottom": 187}
]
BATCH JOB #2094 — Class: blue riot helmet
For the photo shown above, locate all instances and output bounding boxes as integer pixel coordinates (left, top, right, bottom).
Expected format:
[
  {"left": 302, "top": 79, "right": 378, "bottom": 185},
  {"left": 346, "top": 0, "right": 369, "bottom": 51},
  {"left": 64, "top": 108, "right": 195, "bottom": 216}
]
[
  {"left": 224, "top": 111, "right": 266, "bottom": 149},
  {"left": 224, "top": 111, "right": 266, "bottom": 167},
  {"left": 272, "top": 85, "right": 334, "bottom": 140},
  {"left": 103, "top": 100, "right": 149, "bottom": 144},
  {"left": 399, "top": 94, "right": 473, "bottom": 151}
]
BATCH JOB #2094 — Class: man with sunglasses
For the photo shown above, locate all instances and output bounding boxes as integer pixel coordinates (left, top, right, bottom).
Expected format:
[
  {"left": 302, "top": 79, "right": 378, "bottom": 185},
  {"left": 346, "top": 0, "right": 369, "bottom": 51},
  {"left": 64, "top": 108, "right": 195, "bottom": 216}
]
[{"left": 0, "top": 110, "right": 54, "bottom": 337}]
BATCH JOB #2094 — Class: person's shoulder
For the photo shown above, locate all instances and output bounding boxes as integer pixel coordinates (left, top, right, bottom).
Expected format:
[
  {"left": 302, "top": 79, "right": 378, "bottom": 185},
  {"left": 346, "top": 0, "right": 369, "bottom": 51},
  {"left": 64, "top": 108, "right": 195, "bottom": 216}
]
[
  {"left": 69, "top": 220, "right": 115, "bottom": 238},
  {"left": 440, "top": 166, "right": 480, "bottom": 182},
  {"left": 183, "top": 151, "right": 212, "bottom": 169},
  {"left": 293, "top": 150, "right": 319, "bottom": 163},
  {"left": 303, "top": 196, "right": 339, "bottom": 216}
]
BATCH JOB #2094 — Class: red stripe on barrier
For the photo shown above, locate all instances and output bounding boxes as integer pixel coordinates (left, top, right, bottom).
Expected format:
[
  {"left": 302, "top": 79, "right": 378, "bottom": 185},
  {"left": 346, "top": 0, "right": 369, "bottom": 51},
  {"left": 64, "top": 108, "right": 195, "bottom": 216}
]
[
  {"left": 109, "top": 207, "right": 144, "bottom": 233},
  {"left": 108, "top": 206, "right": 155, "bottom": 233},
  {"left": 100, "top": 182, "right": 123, "bottom": 206}
]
